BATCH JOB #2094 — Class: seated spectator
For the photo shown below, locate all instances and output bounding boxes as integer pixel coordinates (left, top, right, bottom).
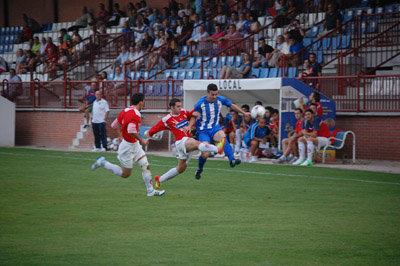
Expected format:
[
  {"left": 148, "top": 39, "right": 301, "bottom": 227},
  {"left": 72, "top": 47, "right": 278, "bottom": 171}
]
[
  {"left": 152, "top": 16, "right": 163, "bottom": 32},
  {"left": 121, "top": 21, "right": 134, "bottom": 42},
  {"left": 236, "top": 13, "right": 247, "bottom": 31},
  {"left": 318, "top": 3, "right": 342, "bottom": 38},
  {"left": 111, "top": 45, "right": 129, "bottom": 70},
  {"left": 2, "top": 69, "right": 22, "bottom": 102},
  {"left": 234, "top": 106, "right": 255, "bottom": 155},
  {"left": 272, "top": 0, "right": 289, "bottom": 27},
  {"left": 186, "top": 25, "right": 209, "bottom": 55},
  {"left": 60, "top": 28, "right": 72, "bottom": 43},
  {"left": 299, "top": 59, "right": 311, "bottom": 77},
  {"left": 17, "top": 50, "right": 37, "bottom": 74},
  {"left": 178, "top": 3, "right": 190, "bottom": 17},
  {"left": 271, "top": 33, "right": 291, "bottom": 67},
  {"left": 132, "top": 20, "right": 151, "bottom": 44},
  {"left": 140, "top": 31, "right": 154, "bottom": 53},
  {"left": 96, "top": 3, "right": 110, "bottom": 25},
  {"left": 15, "top": 14, "right": 41, "bottom": 44},
  {"left": 274, "top": 108, "right": 304, "bottom": 164},
  {"left": 146, "top": 31, "right": 166, "bottom": 71},
  {"left": 213, "top": 6, "right": 228, "bottom": 27},
  {"left": 190, "top": 14, "right": 203, "bottom": 38},
  {"left": 15, "top": 49, "right": 27, "bottom": 74},
  {"left": 162, "top": 30, "right": 179, "bottom": 65},
  {"left": 68, "top": 6, "right": 93, "bottom": 32},
  {"left": 227, "top": 110, "right": 242, "bottom": 149},
  {"left": 208, "top": 24, "right": 225, "bottom": 40},
  {"left": 249, "top": 13, "right": 262, "bottom": 39},
  {"left": 31, "top": 37, "right": 41, "bottom": 56},
  {"left": 127, "top": 44, "right": 144, "bottom": 71},
  {"left": 170, "top": 9, "right": 180, "bottom": 28},
  {"left": 219, "top": 23, "right": 242, "bottom": 41},
  {"left": 286, "top": 0, "right": 299, "bottom": 24},
  {"left": 227, "top": 11, "right": 239, "bottom": 28},
  {"left": 105, "top": 66, "right": 125, "bottom": 106},
  {"left": 243, "top": 117, "right": 271, "bottom": 163},
  {"left": 292, "top": 109, "right": 330, "bottom": 166},
  {"left": 73, "top": 35, "right": 88, "bottom": 59},
  {"left": 176, "top": 15, "right": 193, "bottom": 46},
  {"left": 106, "top": 3, "right": 126, "bottom": 27},
  {"left": 303, "top": 53, "right": 322, "bottom": 89},
  {"left": 42, "top": 46, "right": 58, "bottom": 78},
  {"left": 284, "top": 19, "right": 305, "bottom": 43},
  {"left": 220, "top": 52, "right": 252, "bottom": 79},
  {"left": 128, "top": 7, "right": 138, "bottom": 27},
  {"left": 253, "top": 37, "right": 274, "bottom": 68},
  {"left": 79, "top": 82, "right": 98, "bottom": 128}
]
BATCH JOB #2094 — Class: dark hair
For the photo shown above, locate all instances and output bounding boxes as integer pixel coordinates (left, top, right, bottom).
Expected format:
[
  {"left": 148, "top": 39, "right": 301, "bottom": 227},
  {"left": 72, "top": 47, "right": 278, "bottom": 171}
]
[
  {"left": 169, "top": 98, "right": 181, "bottom": 107},
  {"left": 265, "top": 106, "right": 274, "bottom": 113},
  {"left": 131, "top": 93, "right": 144, "bottom": 105},
  {"left": 271, "top": 109, "right": 279, "bottom": 115},
  {"left": 312, "top": 92, "right": 320, "bottom": 102},
  {"left": 310, "top": 103, "right": 318, "bottom": 108},
  {"left": 241, "top": 104, "right": 250, "bottom": 112},
  {"left": 207, "top": 83, "right": 218, "bottom": 92},
  {"left": 255, "top": 101, "right": 263, "bottom": 106},
  {"left": 305, "top": 109, "right": 314, "bottom": 114},
  {"left": 294, "top": 108, "right": 303, "bottom": 113}
]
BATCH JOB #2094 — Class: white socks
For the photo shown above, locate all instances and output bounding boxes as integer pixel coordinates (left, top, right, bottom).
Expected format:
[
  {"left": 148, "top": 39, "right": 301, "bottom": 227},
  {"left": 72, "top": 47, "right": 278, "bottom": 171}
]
[
  {"left": 199, "top": 142, "right": 218, "bottom": 153},
  {"left": 298, "top": 142, "right": 306, "bottom": 161},
  {"left": 307, "top": 141, "right": 315, "bottom": 162},
  {"left": 160, "top": 168, "right": 180, "bottom": 183},
  {"left": 104, "top": 161, "right": 123, "bottom": 176},
  {"left": 142, "top": 172, "right": 154, "bottom": 193}
]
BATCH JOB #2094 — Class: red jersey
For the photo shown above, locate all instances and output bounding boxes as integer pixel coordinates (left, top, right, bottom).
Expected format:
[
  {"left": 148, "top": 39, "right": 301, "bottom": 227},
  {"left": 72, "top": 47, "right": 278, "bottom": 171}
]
[
  {"left": 112, "top": 106, "right": 141, "bottom": 143},
  {"left": 306, "top": 102, "right": 323, "bottom": 117},
  {"left": 317, "top": 121, "right": 331, "bottom": 138},
  {"left": 148, "top": 109, "right": 194, "bottom": 141},
  {"left": 295, "top": 120, "right": 303, "bottom": 134}
]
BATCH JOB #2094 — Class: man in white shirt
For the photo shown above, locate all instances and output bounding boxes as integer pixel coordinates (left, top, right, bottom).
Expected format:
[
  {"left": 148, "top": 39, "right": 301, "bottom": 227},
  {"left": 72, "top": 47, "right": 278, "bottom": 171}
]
[
  {"left": 92, "top": 90, "right": 110, "bottom": 152},
  {"left": 111, "top": 45, "right": 130, "bottom": 70}
]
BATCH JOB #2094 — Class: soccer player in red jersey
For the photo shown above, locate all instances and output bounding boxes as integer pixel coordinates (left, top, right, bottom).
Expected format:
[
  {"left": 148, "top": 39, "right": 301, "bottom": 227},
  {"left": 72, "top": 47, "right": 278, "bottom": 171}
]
[
  {"left": 274, "top": 108, "right": 304, "bottom": 164},
  {"left": 293, "top": 108, "right": 331, "bottom": 166},
  {"left": 145, "top": 98, "right": 222, "bottom": 189},
  {"left": 91, "top": 93, "right": 165, "bottom": 197}
]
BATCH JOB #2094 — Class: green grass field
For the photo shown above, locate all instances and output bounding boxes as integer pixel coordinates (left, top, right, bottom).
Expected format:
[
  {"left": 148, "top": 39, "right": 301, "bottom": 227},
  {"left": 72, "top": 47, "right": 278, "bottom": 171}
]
[{"left": 1, "top": 147, "right": 400, "bottom": 265}]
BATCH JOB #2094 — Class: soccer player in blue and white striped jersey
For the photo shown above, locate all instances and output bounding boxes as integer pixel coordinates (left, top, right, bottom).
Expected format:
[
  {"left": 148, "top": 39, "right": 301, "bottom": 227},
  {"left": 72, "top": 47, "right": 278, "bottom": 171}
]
[{"left": 193, "top": 83, "right": 249, "bottom": 179}]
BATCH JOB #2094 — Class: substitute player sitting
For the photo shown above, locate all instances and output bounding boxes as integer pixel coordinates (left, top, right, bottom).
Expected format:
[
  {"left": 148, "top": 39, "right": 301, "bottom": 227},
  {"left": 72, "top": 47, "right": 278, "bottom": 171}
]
[
  {"left": 194, "top": 83, "right": 249, "bottom": 180},
  {"left": 145, "top": 98, "right": 221, "bottom": 189},
  {"left": 243, "top": 117, "right": 270, "bottom": 163},
  {"left": 292, "top": 109, "right": 330, "bottom": 166},
  {"left": 91, "top": 93, "right": 165, "bottom": 197}
]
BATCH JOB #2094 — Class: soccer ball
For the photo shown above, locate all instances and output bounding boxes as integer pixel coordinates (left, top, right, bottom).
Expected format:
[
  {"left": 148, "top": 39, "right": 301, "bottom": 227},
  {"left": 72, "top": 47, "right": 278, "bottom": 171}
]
[
  {"left": 151, "top": 132, "right": 162, "bottom": 141},
  {"left": 251, "top": 105, "right": 266, "bottom": 120},
  {"left": 107, "top": 137, "right": 111, "bottom": 145},
  {"left": 112, "top": 138, "right": 120, "bottom": 145}
]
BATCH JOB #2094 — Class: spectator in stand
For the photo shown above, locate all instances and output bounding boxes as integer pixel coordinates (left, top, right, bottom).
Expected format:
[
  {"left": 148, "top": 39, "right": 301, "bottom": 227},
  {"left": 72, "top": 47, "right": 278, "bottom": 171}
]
[
  {"left": 15, "top": 49, "right": 27, "bottom": 74},
  {"left": 220, "top": 52, "right": 252, "bottom": 79},
  {"left": 60, "top": 28, "right": 72, "bottom": 43},
  {"left": 239, "top": 12, "right": 254, "bottom": 35},
  {"left": 111, "top": 45, "right": 129, "bottom": 70},
  {"left": 43, "top": 46, "right": 58, "bottom": 78},
  {"left": 304, "top": 52, "right": 322, "bottom": 88},
  {"left": 249, "top": 13, "right": 261, "bottom": 38},
  {"left": 286, "top": 0, "right": 299, "bottom": 24},
  {"left": 272, "top": 0, "right": 289, "bottom": 27},
  {"left": 207, "top": 24, "right": 225, "bottom": 40},
  {"left": 175, "top": 17, "right": 184, "bottom": 35},
  {"left": 146, "top": 8, "right": 156, "bottom": 26},
  {"left": 2, "top": 69, "right": 22, "bottom": 101},
  {"left": 253, "top": 37, "right": 274, "bottom": 68},
  {"left": 31, "top": 37, "right": 41, "bottom": 55},
  {"left": 186, "top": 24, "right": 209, "bottom": 46},
  {"left": 68, "top": 6, "right": 93, "bottom": 32},
  {"left": 292, "top": 109, "right": 330, "bottom": 166},
  {"left": 162, "top": 19, "right": 173, "bottom": 35},
  {"left": 300, "top": 59, "right": 311, "bottom": 77},
  {"left": 213, "top": 6, "right": 228, "bottom": 28},
  {"left": 137, "top": 0, "right": 149, "bottom": 14},
  {"left": 243, "top": 117, "right": 270, "bottom": 163},
  {"left": 299, "top": 91, "right": 323, "bottom": 117},
  {"left": 190, "top": 14, "right": 203, "bottom": 38},
  {"left": 128, "top": 7, "right": 138, "bottom": 27},
  {"left": 220, "top": 23, "right": 242, "bottom": 40},
  {"left": 152, "top": 16, "right": 163, "bottom": 32},
  {"left": 79, "top": 82, "right": 98, "bottom": 128},
  {"left": 36, "top": 37, "right": 48, "bottom": 62},
  {"left": 178, "top": 3, "right": 190, "bottom": 17},
  {"left": 189, "top": 8, "right": 197, "bottom": 22},
  {"left": 132, "top": 19, "right": 151, "bottom": 44},
  {"left": 170, "top": 9, "right": 180, "bottom": 28},
  {"left": 234, "top": 107, "right": 255, "bottom": 156},
  {"left": 318, "top": 3, "right": 342, "bottom": 38},
  {"left": 96, "top": 3, "right": 110, "bottom": 25},
  {"left": 17, "top": 50, "right": 37, "bottom": 74},
  {"left": 121, "top": 21, "right": 134, "bottom": 42},
  {"left": 169, "top": 0, "right": 179, "bottom": 13},
  {"left": 272, "top": 33, "right": 291, "bottom": 67},
  {"left": 73, "top": 35, "right": 88, "bottom": 58},
  {"left": 106, "top": 66, "right": 125, "bottom": 106},
  {"left": 236, "top": 13, "right": 248, "bottom": 32},
  {"left": 91, "top": 90, "right": 110, "bottom": 152},
  {"left": 106, "top": 3, "right": 126, "bottom": 27},
  {"left": 163, "top": 30, "right": 179, "bottom": 65},
  {"left": 284, "top": 19, "right": 305, "bottom": 43},
  {"left": 140, "top": 31, "right": 154, "bottom": 53},
  {"left": 146, "top": 30, "right": 166, "bottom": 71},
  {"left": 274, "top": 108, "right": 304, "bottom": 164},
  {"left": 227, "top": 11, "right": 239, "bottom": 27},
  {"left": 128, "top": 44, "right": 144, "bottom": 71},
  {"left": 176, "top": 15, "right": 193, "bottom": 46}
]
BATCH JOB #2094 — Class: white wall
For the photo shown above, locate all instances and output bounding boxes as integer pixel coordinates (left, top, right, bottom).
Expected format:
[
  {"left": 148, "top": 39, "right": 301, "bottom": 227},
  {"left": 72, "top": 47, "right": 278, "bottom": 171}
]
[{"left": 0, "top": 96, "right": 15, "bottom": 147}]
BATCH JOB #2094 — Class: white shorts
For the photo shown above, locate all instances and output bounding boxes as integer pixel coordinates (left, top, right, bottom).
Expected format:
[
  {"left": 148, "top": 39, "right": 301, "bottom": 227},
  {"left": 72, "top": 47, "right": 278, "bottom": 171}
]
[
  {"left": 316, "top": 137, "right": 329, "bottom": 150},
  {"left": 175, "top": 137, "right": 192, "bottom": 160},
  {"left": 117, "top": 139, "right": 146, "bottom": 168}
]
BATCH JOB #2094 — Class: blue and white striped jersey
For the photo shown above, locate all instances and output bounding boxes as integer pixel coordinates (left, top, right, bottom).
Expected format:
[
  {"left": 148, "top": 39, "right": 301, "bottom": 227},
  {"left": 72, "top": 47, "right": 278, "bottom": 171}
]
[{"left": 194, "top": 95, "right": 232, "bottom": 131}]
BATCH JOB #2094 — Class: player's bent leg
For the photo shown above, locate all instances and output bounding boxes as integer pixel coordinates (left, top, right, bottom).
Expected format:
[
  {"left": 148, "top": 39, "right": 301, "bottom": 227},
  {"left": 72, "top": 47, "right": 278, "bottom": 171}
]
[
  {"left": 214, "top": 130, "right": 240, "bottom": 167},
  {"left": 185, "top": 138, "right": 218, "bottom": 154},
  {"left": 91, "top": 156, "right": 124, "bottom": 177}
]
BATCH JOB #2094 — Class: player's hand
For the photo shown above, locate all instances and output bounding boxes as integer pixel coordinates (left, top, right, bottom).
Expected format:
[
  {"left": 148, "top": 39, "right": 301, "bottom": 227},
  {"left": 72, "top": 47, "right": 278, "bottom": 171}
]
[
  {"left": 182, "top": 126, "right": 191, "bottom": 133},
  {"left": 141, "top": 139, "right": 149, "bottom": 146},
  {"left": 192, "top": 111, "right": 201, "bottom": 118}
]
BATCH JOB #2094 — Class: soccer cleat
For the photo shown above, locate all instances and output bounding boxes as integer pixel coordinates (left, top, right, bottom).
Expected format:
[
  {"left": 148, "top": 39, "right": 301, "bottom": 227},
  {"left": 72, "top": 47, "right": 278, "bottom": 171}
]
[
  {"left": 216, "top": 138, "right": 226, "bottom": 154},
  {"left": 249, "top": 156, "right": 258, "bottom": 163},
  {"left": 288, "top": 156, "right": 298, "bottom": 164},
  {"left": 154, "top": 175, "right": 161, "bottom": 189},
  {"left": 91, "top": 156, "right": 105, "bottom": 170},
  {"left": 292, "top": 158, "right": 305, "bottom": 165},
  {"left": 147, "top": 189, "right": 165, "bottom": 197},
  {"left": 300, "top": 159, "right": 313, "bottom": 166},
  {"left": 230, "top": 159, "right": 241, "bottom": 168},
  {"left": 195, "top": 169, "right": 203, "bottom": 180}
]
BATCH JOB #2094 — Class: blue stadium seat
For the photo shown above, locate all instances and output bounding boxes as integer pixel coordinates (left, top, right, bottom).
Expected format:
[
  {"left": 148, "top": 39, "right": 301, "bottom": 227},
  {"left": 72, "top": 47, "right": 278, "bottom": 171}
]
[
  {"left": 235, "top": 55, "right": 242, "bottom": 68},
  {"left": 312, "top": 38, "right": 321, "bottom": 50},
  {"left": 360, "top": 0, "right": 369, "bottom": 7},
  {"left": 170, "top": 57, "right": 180, "bottom": 69},
  {"left": 385, "top": 5, "right": 394, "bottom": 18},
  {"left": 367, "top": 19, "right": 378, "bottom": 33},
  {"left": 375, "top": 6, "right": 384, "bottom": 14},
  {"left": 339, "top": 35, "right": 351, "bottom": 49},
  {"left": 303, "top": 38, "right": 312, "bottom": 48},
  {"left": 259, "top": 68, "right": 269, "bottom": 78},
  {"left": 276, "top": 68, "right": 282, "bottom": 77},
  {"left": 203, "top": 69, "right": 210, "bottom": 79},
  {"left": 287, "top": 67, "right": 298, "bottom": 78},
  {"left": 193, "top": 57, "right": 203, "bottom": 69},
  {"left": 346, "top": 23, "right": 355, "bottom": 35},
  {"left": 330, "top": 36, "right": 341, "bottom": 50},
  {"left": 178, "top": 70, "right": 186, "bottom": 79},
  {"left": 218, "top": 56, "right": 227, "bottom": 68},
  {"left": 186, "top": 57, "right": 195, "bottom": 69},
  {"left": 355, "top": 8, "right": 366, "bottom": 17},
  {"left": 210, "top": 69, "right": 218, "bottom": 79},
  {"left": 193, "top": 70, "right": 201, "bottom": 79},
  {"left": 366, "top": 8, "right": 374, "bottom": 14},
  {"left": 148, "top": 71, "right": 156, "bottom": 80},
  {"left": 268, "top": 68, "right": 278, "bottom": 78},
  {"left": 179, "top": 45, "right": 189, "bottom": 57},
  {"left": 202, "top": 57, "right": 210, "bottom": 68},
  {"left": 343, "top": 10, "right": 354, "bottom": 23},
  {"left": 210, "top": 57, "right": 219, "bottom": 68},
  {"left": 186, "top": 70, "right": 194, "bottom": 79},
  {"left": 0, "top": 46, "right": 3, "bottom": 54},
  {"left": 164, "top": 70, "right": 172, "bottom": 79},
  {"left": 322, "top": 38, "right": 331, "bottom": 50},
  {"left": 249, "top": 68, "right": 260, "bottom": 78},
  {"left": 172, "top": 70, "right": 179, "bottom": 79},
  {"left": 227, "top": 56, "right": 235, "bottom": 67},
  {"left": 307, "top": 25, "right": 321, "bottom": 38},
  {"left": 316, "top": 51, "right": 323, "bottom": 64}
]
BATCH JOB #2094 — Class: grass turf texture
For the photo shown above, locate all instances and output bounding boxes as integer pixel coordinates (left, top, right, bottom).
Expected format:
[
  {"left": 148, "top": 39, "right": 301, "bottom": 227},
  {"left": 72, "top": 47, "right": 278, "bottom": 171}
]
[{"left": 0, "top": 147, "right": 400, "bottom": 265}]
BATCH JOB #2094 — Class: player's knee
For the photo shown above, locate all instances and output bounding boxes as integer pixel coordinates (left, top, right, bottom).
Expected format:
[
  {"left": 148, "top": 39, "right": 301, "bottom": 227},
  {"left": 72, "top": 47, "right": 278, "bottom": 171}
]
[
  {"left": 138, "top": 157, "right": 151, "bottom": 175},
  {"left": 177, "top": 164, "right": 186, "bottom": 173}
]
